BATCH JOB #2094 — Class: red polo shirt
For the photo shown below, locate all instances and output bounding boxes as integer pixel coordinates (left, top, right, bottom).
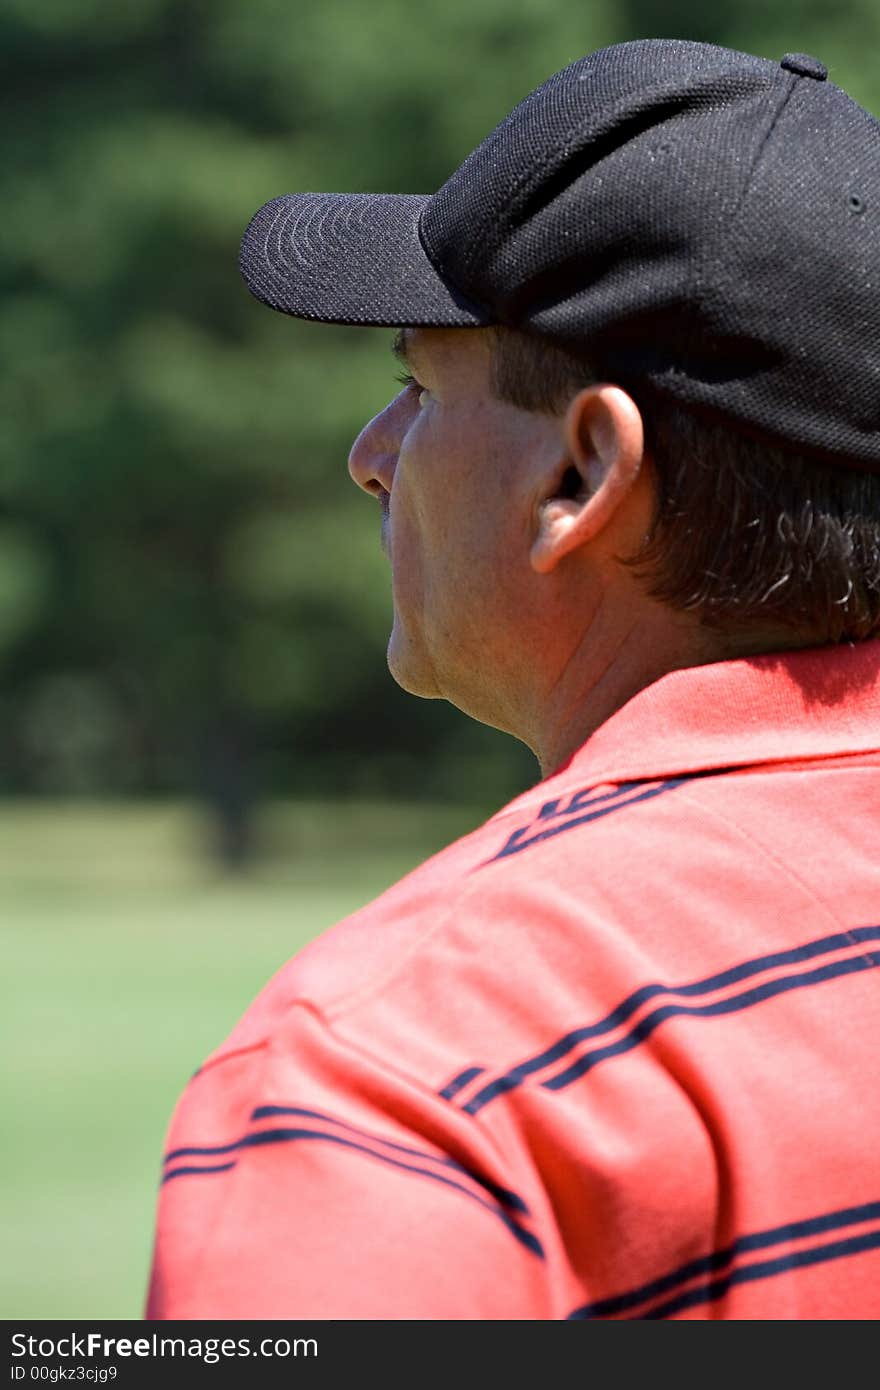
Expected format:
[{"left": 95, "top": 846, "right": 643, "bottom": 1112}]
[{"left": 147, "top": 641, "right": 880, "bottom": 1319}]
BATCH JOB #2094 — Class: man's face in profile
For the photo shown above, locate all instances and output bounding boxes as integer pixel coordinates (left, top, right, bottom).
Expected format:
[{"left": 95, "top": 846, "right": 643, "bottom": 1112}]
[{"left": 346, "top": 326, "right": 566, "bottom": 732}]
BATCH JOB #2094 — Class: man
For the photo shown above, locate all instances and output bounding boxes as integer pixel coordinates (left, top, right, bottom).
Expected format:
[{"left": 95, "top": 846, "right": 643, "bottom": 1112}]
[{"left": 147, "top": 40, "right": 880, "bottom": 1319}]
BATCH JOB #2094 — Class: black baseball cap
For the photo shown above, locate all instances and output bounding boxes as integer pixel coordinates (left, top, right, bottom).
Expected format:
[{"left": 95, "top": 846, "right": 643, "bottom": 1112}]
[{"left": 240, "top": 39, "right": 880, "bottom": 471}]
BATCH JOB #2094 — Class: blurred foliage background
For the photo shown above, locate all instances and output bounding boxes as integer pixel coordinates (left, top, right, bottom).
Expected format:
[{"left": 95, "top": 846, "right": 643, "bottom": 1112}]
[{"left": 2, "top": 0, "right": 878, "bottom": 1319}]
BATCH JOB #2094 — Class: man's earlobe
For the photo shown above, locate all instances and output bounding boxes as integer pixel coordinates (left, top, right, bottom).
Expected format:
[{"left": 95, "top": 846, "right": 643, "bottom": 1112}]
[{"left": 530, "top": 385, "right": 644, "bottom": 575}]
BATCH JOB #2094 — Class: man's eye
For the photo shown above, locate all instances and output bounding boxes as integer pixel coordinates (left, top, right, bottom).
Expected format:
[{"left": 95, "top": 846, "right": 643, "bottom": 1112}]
[{"left": 395, "top": 371, "right": 429, "bottom": 406}]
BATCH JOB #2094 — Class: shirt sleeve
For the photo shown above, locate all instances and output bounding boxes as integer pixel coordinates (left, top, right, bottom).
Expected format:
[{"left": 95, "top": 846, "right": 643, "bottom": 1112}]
[{"left": 146, "top": 999, "right": 553, "bottom": 1319}]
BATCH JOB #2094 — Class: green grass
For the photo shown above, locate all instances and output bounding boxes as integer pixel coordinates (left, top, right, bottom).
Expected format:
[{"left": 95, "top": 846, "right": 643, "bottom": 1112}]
[{"left": 0, "top": 797, "right": 483, "bottom": 1319}]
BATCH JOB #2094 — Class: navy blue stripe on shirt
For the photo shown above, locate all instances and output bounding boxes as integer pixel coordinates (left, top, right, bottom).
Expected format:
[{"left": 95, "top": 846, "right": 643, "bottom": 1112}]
[
  {"left": 248, "top": 1103, "right": 528, "bottom": 1215},
  {"left": 543, "top": 951, "right": 880, "bottom": 1093},
  {"left": 163, "top": 1121, "right": 542, "bottom": 1258},
  {"left": 162, "top": 1161, "right": 236, "bottom": 1183},
  {"left": 166, "top": 1103, "right": 528, "bottom": 1216},
  {"left": 161, "top": 1109, "right": 541, "bottom": 1257},
  {"left": 642, "top": 1228, "right": 880, "bottom": 1320},
  {"left": 488, "top": 779, "right": 688, "bottom": 862},
  {"left": 166, "top": 1102, "right": 469, "bottom": 1170},
  {"left": 567, "top": 1198, "right": 880, "bottom": 1318},
  {"left": 165, "top": 1104, "right": 467, "bottom": 1172},
  {"left": 458, "top": 926, "right": 880, "bottom": 1115},
  {"left": 437, "top": 1067, "right": 486, "bottom": 1101}
]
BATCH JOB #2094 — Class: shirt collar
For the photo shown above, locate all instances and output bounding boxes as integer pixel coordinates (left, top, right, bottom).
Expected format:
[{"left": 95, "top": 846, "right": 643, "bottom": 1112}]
[{"left": 543, "top": 639, "right": 880, "bottom": 794}]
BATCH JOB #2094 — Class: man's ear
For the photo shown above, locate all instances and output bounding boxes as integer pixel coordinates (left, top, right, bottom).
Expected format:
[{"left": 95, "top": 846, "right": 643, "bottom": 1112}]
[{"left": 530, "top": 384, "right": 645, "bottom": 575}]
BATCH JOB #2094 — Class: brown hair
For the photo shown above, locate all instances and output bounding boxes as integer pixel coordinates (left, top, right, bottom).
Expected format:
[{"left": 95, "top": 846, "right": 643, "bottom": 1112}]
[{"left": 489, "top": 328, "right": 880, "bottom": 643}]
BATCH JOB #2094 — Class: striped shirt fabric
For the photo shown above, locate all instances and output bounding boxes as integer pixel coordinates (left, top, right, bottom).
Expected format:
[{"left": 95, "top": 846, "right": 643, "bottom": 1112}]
[{"left": 147, "top": 640, "right": 880, "bottom": 1319}]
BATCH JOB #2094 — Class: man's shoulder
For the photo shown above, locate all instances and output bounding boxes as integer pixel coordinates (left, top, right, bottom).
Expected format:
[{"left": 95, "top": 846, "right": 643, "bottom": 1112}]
[
  {"left": 200, "top": 640, "right": 880, "bottom": 1074},
  {"left": 200, "top": 765, "right": 717, "bottom": 1071}
]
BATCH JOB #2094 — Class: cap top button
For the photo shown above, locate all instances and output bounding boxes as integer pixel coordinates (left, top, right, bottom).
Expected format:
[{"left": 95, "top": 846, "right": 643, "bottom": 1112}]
[{"left": 780, "top": 53, "right": 828, "bottom": 80}]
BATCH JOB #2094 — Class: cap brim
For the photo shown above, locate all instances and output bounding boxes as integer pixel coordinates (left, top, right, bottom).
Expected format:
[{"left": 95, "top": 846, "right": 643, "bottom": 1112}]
[{"left": 239, "top": 193, "right": 489, "bottom": 328}]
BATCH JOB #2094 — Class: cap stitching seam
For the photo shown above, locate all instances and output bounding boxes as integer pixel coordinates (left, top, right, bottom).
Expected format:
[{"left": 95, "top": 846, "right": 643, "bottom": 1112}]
[
  {"left": 693, "top": 71, "right": 799, "bottom": 329},
  {"left": 499, "top": 73, "right": 774, "bottom": 239}
]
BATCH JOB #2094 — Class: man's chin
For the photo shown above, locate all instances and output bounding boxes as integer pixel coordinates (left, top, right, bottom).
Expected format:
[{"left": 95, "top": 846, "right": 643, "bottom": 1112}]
[{"left": 386, "top": 627, "right": 440, "bottom": 700}]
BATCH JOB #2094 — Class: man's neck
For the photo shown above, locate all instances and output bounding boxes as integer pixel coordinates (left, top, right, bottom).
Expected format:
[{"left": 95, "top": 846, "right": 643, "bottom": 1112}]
[{"left": 530, "top": 611, "right": 815, "bottom": 780}]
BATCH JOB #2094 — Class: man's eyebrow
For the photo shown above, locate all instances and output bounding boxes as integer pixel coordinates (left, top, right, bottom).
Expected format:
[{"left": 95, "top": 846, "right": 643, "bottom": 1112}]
[
  {"left": 391, "top": 328, "right": 414, "bottom": 366},
  {"left": 392, "top": 325, "right": 425, "bottom": 369}
]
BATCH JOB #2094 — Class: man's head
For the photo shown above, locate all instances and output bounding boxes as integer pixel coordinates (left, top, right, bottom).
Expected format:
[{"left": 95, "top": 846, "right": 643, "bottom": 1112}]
[
  {"left": 346, "top": 324, "right": 654, "bottom": 742},
  {"left": 240, "top": 39, "right": 880, "bottom": 767}
]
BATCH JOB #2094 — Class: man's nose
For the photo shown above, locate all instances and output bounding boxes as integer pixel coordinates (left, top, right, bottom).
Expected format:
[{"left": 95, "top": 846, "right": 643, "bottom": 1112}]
[{"left": 347, "top": 393, "right": 406, "bottom": 496}]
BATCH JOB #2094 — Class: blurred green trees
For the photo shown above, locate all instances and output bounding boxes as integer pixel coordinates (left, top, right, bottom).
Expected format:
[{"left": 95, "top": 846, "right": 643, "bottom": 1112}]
[{"left": 2, "top": 0, "right": 878, "bottom": 853}]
